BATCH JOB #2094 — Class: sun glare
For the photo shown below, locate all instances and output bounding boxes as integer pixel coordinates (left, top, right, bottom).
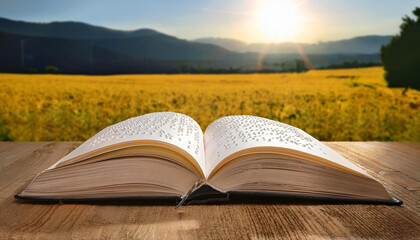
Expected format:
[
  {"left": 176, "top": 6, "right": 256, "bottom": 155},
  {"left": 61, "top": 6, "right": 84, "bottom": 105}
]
[{"left": 256, "top": 0, "right": 303, "bottom": 42}]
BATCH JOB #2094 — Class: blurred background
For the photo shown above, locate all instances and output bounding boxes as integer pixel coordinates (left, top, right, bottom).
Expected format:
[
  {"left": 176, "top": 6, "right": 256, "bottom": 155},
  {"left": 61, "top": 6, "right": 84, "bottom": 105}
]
[{"left": 0, "top": 0, "right": 419, "bottom": 141}]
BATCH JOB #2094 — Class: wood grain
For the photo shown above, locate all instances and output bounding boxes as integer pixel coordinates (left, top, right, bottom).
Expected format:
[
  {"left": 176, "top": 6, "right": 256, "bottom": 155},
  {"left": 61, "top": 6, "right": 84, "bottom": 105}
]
[{"left": 0, "top": 142, "right": 419, "bottom": 239}]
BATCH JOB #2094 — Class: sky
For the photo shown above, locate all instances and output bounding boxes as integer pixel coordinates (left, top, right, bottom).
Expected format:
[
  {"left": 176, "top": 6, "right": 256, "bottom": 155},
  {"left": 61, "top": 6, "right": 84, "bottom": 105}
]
[{"left": 0, "top": 0, "right": 419, "bottom": 43}]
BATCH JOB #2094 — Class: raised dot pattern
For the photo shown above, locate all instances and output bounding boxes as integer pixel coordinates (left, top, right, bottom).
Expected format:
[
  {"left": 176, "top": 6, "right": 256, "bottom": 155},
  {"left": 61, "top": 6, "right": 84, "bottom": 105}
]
[
  {"left": 86, "top": 112, "right": 202, "bottom": 156},
  {"left": 205, "top": 115, "right": 327, "bottom": 161}
]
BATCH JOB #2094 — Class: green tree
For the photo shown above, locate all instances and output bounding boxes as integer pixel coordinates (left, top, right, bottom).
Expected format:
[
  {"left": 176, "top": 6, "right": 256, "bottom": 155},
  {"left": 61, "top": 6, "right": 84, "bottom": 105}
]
[
  {"left": 44, "top": 65, "right": 59, "bottom": 73},
  {"left": 176, "top": 64, "right": 191, "bottom": 73},
  {"left": 381, "top": 7, "right": 420, "bottom": 90},
  {"left": 294, "top": 59, "right": 307, "bottom": 72},
  {"left": 28, "top": 68, "right": 39, "bottom": 73}
]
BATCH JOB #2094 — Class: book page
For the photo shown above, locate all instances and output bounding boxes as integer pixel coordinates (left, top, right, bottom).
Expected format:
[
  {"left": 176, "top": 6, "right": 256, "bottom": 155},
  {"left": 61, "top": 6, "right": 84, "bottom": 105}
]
[
  {"left": 203, "top": 115, "right": 368, "bottom": 178},
  {"left": 51, "top": 112, "right": 206, "bottom": 173}
]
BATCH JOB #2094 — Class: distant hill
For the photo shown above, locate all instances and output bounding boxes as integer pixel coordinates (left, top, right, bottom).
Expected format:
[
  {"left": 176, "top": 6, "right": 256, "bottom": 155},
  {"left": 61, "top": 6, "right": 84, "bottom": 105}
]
[
  {"left": 0, "top": 30, "right": 237, "bottom": 74},
  {"left": 0, "top": 17, "right": 233, "bottom": 60},
  {"left": 0, "top": 17, "right": 386, "bottom": 74},
  {"left": 195, "top": 35, "right": 392, "bottom": 54},
  {"left": 193, "top": 38, "right": 248, "bottom": 52},
  {"left": 0, "top": 17, "right": 165, "bottom": 39}
]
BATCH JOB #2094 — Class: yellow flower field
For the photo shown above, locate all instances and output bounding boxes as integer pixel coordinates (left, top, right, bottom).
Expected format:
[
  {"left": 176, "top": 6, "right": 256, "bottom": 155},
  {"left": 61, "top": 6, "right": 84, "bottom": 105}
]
[{"left": 0, "top": 67, "right": 419, "bottom": 141}]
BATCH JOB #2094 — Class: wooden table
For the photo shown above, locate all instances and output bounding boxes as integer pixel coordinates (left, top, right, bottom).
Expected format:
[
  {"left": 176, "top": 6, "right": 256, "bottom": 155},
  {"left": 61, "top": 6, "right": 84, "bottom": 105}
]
[{"left": 0, "top": 142, "right": 419, "bottom": 239}]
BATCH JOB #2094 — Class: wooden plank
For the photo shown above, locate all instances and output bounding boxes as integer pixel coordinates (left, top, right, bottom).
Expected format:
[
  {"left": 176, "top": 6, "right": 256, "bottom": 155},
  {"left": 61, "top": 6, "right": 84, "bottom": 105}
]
[{"left": 0, "top": 142, "right": 419, "bottom": 239}]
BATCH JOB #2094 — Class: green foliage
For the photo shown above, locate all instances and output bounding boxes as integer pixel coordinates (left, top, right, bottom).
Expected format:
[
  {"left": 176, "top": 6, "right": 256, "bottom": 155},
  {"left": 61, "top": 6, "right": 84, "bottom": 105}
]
[
  {"left": 294, "top": 59, "right": 307, "bottom": 72},
  {"left": 381, "top": 7, "right": 420, "bottom": 90},
  {"left": 175, "top": 64, "right": 241, "bottom": 73},
  {"left": 28, "top": 68, "right": 39, "bottom": 73},
  {"left": 44, "top": 65, "right": 59, "bottom": 73},
  {"left": 0, "top": 121, "right": 13, "bottom": 141},
  {"left": 322, "top": 60, "right": 381, "bottom": 69}
]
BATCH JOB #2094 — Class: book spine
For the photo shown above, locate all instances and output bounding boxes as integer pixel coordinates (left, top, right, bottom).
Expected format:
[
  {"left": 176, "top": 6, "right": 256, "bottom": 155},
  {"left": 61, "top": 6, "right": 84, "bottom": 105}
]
[
  {"left": 178, "top": 182, "right": 229, "bottom": 206},
  {"left": 176, "top": 179, "right": 205, "bottom": 208}
]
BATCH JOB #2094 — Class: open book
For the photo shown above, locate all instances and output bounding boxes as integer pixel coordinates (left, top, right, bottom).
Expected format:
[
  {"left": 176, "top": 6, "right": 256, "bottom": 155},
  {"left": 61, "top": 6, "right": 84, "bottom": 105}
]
[{"left": 16, "top": 112, "right": 402, "bottom": 206}]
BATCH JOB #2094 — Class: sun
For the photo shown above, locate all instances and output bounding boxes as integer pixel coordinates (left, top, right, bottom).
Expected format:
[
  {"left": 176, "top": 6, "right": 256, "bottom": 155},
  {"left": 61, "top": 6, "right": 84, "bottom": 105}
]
[{"left": 256, "top": 0, "right": 303, "bottom": 42}]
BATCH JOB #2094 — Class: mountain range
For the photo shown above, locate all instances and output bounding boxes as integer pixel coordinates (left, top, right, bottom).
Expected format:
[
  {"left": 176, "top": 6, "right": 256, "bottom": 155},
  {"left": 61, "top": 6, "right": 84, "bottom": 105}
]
[
  {"left": 194, "top": 35, "right": 392, "bottom": 54},
  {"left": 0, "top": 17, "right": 391, "bottom": 74}
]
